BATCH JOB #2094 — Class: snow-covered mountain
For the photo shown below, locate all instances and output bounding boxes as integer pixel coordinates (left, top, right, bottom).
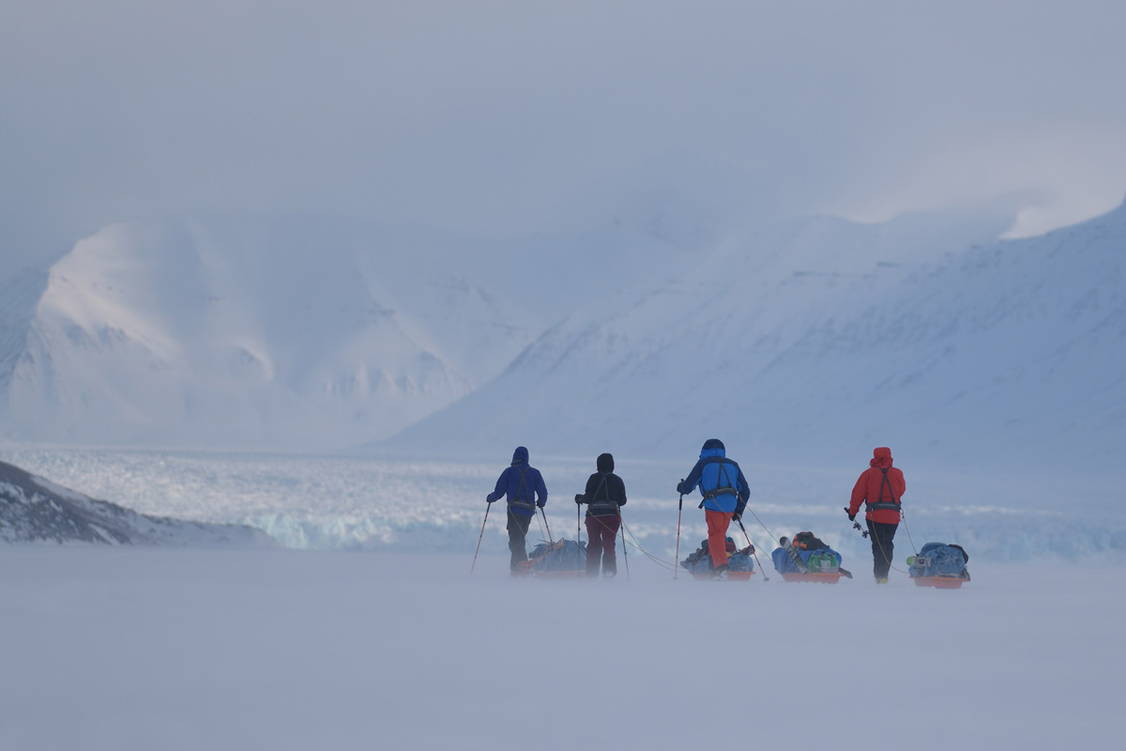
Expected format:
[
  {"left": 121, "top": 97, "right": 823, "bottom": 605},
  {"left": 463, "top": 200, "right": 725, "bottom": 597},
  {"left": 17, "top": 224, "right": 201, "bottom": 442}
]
[
  {"left": 0, "top": 213, "right": 690, "bottom": 449},
  {"left": 3, "top": 201, "right": 1120, "bottom": 466},
  {"left": 0, "top": 459, "right": 270, "bottom": 545},
  {"left": 0, "top": 218, "right": 532, "bottom": 448},
  {"left": 393, "top": 202, "right": 1125, "bottom": 470}
]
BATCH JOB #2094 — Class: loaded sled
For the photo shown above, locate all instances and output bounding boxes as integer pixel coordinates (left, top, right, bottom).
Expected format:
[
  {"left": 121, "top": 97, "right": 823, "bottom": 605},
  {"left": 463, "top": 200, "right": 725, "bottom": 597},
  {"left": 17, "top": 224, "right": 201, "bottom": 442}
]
[
  {"left": 518, "top": 539, "right": 587, "bottom": 577},
  {"left": 680, "top": 537, "right": 756, "bottom": 580},
  {"left": 908, "top": 543, "right": 971, "bottom": 589},
  {"left": 771, "top": 532, "right": 852, "bottom": 583}
]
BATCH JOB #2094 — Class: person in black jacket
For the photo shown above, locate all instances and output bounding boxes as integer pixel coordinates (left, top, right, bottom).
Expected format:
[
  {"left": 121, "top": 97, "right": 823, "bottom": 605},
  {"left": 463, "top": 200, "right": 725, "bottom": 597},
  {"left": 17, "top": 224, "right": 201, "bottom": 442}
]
[{"left": 575, "top": 453, "right": 627, "bottom": 577}]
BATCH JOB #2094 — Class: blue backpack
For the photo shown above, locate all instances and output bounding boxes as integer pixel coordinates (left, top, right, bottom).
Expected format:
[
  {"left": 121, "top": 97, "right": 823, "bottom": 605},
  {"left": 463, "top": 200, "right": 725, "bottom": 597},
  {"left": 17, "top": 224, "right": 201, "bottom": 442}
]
[
  {"left": 771, "top": 545, "right": 842, "bottom": 574},
  {"left": 909, "top": 543, "right": 969, "bottom": 578},
  {"left": 726, "top": 551, "right": 755, "bottom": 572}
]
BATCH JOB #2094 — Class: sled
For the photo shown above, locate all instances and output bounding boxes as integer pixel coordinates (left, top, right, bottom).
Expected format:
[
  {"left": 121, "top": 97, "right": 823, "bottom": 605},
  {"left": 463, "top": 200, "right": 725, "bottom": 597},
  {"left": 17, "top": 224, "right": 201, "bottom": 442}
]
[
  {"left": 781, "top": 571, "right": 843, "bottom": 583},
  {"left": 912, "top": 575, "right": 967, "bottom": 589},
  {"left": 515, "top": 559, "right": 586, "bottom": 577},
  {"left": 724, "top": 570, "right": 755, "bottom": 581},
  {"left": 689, "top": 570, "right": 756, "bottom": 581}
]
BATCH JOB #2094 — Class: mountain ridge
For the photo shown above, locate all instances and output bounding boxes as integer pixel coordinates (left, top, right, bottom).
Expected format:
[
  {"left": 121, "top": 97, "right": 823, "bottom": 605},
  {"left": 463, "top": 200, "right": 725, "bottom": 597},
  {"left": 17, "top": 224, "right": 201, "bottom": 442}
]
[
  {"left": 388, "top": 200, "right": 1125, "bottom": 469},
  {"left": 0, "top": 459, "right": 272, "bottom": 546}
]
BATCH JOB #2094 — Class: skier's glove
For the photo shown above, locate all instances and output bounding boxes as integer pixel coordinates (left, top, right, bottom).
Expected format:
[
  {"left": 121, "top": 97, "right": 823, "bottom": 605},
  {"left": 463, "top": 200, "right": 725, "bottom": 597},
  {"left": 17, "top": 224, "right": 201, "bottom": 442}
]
[
  {"left": 574, "top": 494, "right": 585, "bottom": 504},
  {"left": 537, "top": 500, "right": 546, "bottom": 508},
  {"left": 731, "top": 512, "right": 742, "bottom": 522},
  {"left": 844, "top": 507, "right": 856, "bottom": 522}
]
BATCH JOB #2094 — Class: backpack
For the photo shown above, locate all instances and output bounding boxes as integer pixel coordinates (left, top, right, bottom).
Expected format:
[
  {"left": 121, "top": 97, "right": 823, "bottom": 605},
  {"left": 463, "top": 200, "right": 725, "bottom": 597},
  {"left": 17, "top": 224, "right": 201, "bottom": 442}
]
[
  {"left": 681, "top": 537, "right": 743, "bottom": 573},
  {"left": 804, "top": 549, "right": 842, "bottom": 573},
  {"left": 908, "top": 542, "right": 970, "bottom": 578},
  {"left": 726, "top": 549, "right": 755, "bottom": 572},
  {"left": 793, "top": 531, "right": 829, "bottom": 551}
]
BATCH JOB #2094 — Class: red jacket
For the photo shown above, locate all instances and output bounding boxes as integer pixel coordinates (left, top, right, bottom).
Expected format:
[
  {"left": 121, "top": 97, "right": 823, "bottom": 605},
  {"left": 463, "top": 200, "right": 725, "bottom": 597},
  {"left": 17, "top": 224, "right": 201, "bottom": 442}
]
[{"left": 849, "top": 447, "right": 905, "bottom": 524}]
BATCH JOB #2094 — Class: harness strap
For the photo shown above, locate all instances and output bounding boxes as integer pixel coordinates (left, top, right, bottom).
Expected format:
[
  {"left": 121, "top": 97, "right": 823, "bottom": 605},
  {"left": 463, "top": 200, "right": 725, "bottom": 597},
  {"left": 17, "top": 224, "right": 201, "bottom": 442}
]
[
  {"left": 587, "top": 475, "right": 618, "bottom": 514},
  {"left": 866, "top": 468, "right": 901, "bottom": 513},
  {"left": 698, "top": 459, "right": 738, "bottom": 508}
]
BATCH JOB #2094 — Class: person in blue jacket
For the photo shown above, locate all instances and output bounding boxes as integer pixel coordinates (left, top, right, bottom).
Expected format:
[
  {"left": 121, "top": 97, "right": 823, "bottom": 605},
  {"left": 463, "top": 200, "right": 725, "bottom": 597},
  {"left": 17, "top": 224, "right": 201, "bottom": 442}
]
[
  {"left": 486, "top": 446, "right": 549, "bottom": 573},
  {"left": 676, "top": 439, "right": 750, "bottom": 571}
]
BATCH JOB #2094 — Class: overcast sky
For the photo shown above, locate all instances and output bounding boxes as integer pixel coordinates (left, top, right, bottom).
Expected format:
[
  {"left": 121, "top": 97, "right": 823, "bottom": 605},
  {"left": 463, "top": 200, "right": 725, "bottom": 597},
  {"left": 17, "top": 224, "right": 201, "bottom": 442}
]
[{"left": 3, "top": 0, "right": 1125, "bottom": 271}]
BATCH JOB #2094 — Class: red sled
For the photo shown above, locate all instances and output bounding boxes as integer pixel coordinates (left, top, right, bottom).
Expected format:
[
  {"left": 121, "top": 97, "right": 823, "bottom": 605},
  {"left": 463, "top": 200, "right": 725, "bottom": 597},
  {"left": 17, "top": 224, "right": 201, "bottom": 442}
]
[
  {"left": 781, "top": 572, "right": 843, "bottom": 584},
  {"left": 913, "top": 576, "right": 966, "bottom": 589}
]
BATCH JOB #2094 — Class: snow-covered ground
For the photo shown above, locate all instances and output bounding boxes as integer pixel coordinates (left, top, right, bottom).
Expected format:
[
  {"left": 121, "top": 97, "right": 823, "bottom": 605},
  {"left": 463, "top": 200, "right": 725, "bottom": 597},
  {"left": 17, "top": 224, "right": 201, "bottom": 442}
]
[
  {"left": 1, "top": 547, "right": 1121, "bottom": 751},
  {"left": 3, "top": 447, "right": 1123, "bottom": 563}
]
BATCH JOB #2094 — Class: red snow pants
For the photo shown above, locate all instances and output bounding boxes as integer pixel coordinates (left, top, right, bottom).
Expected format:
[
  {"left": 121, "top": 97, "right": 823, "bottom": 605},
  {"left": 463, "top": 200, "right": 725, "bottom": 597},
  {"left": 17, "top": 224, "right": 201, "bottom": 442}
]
[
  {"left": 706, "top": 509, "right": 733, "bottom": 568},
  {"left": 585, "top": 514, "right": 620, "bottom": 576}
]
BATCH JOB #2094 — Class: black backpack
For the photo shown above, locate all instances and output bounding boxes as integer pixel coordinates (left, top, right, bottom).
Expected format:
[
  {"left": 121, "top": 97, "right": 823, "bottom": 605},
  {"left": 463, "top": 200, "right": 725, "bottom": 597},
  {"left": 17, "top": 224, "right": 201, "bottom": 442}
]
[{"left": 793, "top": 531, "right": 829, "bottom": 551}]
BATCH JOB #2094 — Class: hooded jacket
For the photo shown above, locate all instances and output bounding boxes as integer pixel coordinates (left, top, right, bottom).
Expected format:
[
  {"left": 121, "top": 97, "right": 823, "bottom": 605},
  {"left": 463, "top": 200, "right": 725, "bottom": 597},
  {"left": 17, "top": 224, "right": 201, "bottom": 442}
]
[
  {"left": 577, "top": 453, "right": 627, "bottom": 517},
  {"left": 676, "top": 439, "right": 750, "bottom": 514},
  {"left": 848, "top": 447, "right": 905, "bottom": 524},
  {"left": 487, "top": 446, "right": 548, "bottom": 516}
]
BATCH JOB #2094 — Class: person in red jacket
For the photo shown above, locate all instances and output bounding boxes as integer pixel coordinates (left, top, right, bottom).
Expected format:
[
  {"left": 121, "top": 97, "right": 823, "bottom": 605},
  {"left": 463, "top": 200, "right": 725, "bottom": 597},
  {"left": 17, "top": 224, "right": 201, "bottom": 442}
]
[{"left": 846, "top": 447, "right": 905, "bottom": 582}]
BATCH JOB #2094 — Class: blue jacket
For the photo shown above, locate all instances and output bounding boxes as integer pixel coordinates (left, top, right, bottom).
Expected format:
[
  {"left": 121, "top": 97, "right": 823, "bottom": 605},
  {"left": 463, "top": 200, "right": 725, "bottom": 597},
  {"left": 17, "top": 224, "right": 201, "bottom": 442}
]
[
  {"left": 487, "top": 446, "right": 548, "bottom": 516},
  {"left": 676, "top": 441, "right": 749, "bottom": 514}
]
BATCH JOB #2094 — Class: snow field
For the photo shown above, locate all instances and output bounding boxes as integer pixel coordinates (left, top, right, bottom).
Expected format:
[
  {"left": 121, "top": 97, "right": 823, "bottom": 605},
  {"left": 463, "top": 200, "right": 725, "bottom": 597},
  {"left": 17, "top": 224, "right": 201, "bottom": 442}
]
[{"left": 1, "top": 547, "right": 1121, "bottom": 751}]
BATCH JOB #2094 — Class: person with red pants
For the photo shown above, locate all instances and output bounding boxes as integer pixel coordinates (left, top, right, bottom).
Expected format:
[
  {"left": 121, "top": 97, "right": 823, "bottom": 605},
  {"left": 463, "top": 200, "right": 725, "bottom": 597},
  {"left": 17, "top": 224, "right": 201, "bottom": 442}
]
[
  {"left": 676, "top": 439, "right": 750, "bottom": 573},
  {"left": 575, "top": 453, "right": 627, "bottom": 577},
  {"left": 846, "top": 446, "right": 906, "bottom": 583}
]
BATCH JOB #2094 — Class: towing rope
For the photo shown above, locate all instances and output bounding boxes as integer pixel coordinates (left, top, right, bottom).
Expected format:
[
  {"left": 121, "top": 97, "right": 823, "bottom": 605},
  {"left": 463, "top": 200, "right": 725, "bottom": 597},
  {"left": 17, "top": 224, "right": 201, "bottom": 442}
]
[
  {"left": 620, "top": 519, "right": 677, "bottom": 572},
  {"left": 746, "top": 507, "right": 778, "bottom": 544}
]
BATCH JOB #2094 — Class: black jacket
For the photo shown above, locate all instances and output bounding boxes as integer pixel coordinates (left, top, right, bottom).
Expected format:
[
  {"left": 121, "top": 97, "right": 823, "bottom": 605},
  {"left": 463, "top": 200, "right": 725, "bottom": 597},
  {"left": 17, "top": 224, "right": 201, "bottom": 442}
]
[
  {"left": 577, "top": 453, "right": 627, "bottom": 517},
  {"left": 578, "top": 472, "right": 627, "bottom": 516}
]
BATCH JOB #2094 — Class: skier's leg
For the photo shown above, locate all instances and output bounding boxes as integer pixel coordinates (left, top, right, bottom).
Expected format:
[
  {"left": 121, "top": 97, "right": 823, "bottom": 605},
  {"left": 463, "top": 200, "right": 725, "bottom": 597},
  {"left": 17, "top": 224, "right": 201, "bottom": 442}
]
[
  {"left": 508, "top": 510, "right": 531, "bottom": 571},
  {"left": 705, "top": 510, "right": 733, "bottom": 569},
  {"left": 868, "top": 520, "right": 896, "bottom": 579},
  {"left": 866, "top": 519, "right": 882, "bottom": 579},
  {"left": 601, "top": 515, "right": 620, "bottom": 576},
  {"left": 584, "top": 516, "right": 602, "bottom": 576},
  {"left": 877, "top": 522, "right": 897, "bottom": 579}
]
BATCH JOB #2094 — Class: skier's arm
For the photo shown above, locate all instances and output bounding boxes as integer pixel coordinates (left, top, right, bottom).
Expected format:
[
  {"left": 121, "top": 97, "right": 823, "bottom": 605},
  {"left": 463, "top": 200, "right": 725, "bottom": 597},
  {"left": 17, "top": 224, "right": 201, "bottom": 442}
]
[
  {"left": 576, "top": 474, "right": 598, "bottom": 504},
  {"left": 535, "top": 470, "right": 548, "bottom": 508},
  {"left": 894, "top": 469, "right": 906, "bottom": 499},
  {"left": 677, "top": 460, "right": 705, "bottom": 495},
  {"left": 616, "top": 475, "right": 627, "bottom": 506},
  {"left": 736, "top": 465, "right": 750, "bottom": 505},
  {"left": 848, "top": 471, "right": 867, "bottom": 516},
  {"left": 486, "top": 468, "right": 509, "bottom": 503}
]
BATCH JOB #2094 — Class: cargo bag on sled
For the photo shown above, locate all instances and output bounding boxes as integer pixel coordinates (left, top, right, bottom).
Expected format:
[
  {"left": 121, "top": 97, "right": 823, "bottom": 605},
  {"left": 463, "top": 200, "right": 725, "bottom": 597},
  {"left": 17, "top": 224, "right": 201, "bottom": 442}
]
[
  {"left": 772, "top": 532, "right": 849, "bottom": 582},
  {"left": 908, "top": 542, "right": 970, "bottom": 588},
  {"left": 525, "top": 539, "right": 586, "bottom": 576},
  {"left": 681, "top": 537, "right": 755, "bottom": 579}
]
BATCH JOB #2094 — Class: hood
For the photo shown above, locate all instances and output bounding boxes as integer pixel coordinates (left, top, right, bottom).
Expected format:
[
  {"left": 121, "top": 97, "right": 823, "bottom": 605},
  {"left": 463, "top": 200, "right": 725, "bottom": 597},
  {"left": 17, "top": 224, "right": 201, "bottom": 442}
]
[
  {"left": 700, "top": 438, "right": 726, "bottom": 459},
  {"left": 596, "top": 453, "right": 614, "bottom": 473},
  {"left": 511, "top": 446, "right": 529, "bottom": 465},
  {"left": 870, "top": 447, "right": 893, "bottom": 469}
]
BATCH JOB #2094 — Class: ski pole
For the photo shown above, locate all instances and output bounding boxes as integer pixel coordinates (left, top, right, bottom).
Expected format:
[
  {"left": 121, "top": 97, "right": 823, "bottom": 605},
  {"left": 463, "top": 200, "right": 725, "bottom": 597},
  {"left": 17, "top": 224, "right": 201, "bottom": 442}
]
[
  {"left": 540, "top": 507, "right": 554, "bottom": 545},
  {"left": 619, "top": 509, "right": 630, "bottom": 579},
  {"left": 674, "top": 485, "right": 684, "bottom": 580},
  {"left": 470, "top": 502, "right": 491, "bottom": 574},
  {"left": 577, "top": 503, "right": 582, "bottom": 545},
  {"left": 736, "top": 517, "right": 770, "bottom": 582}
]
